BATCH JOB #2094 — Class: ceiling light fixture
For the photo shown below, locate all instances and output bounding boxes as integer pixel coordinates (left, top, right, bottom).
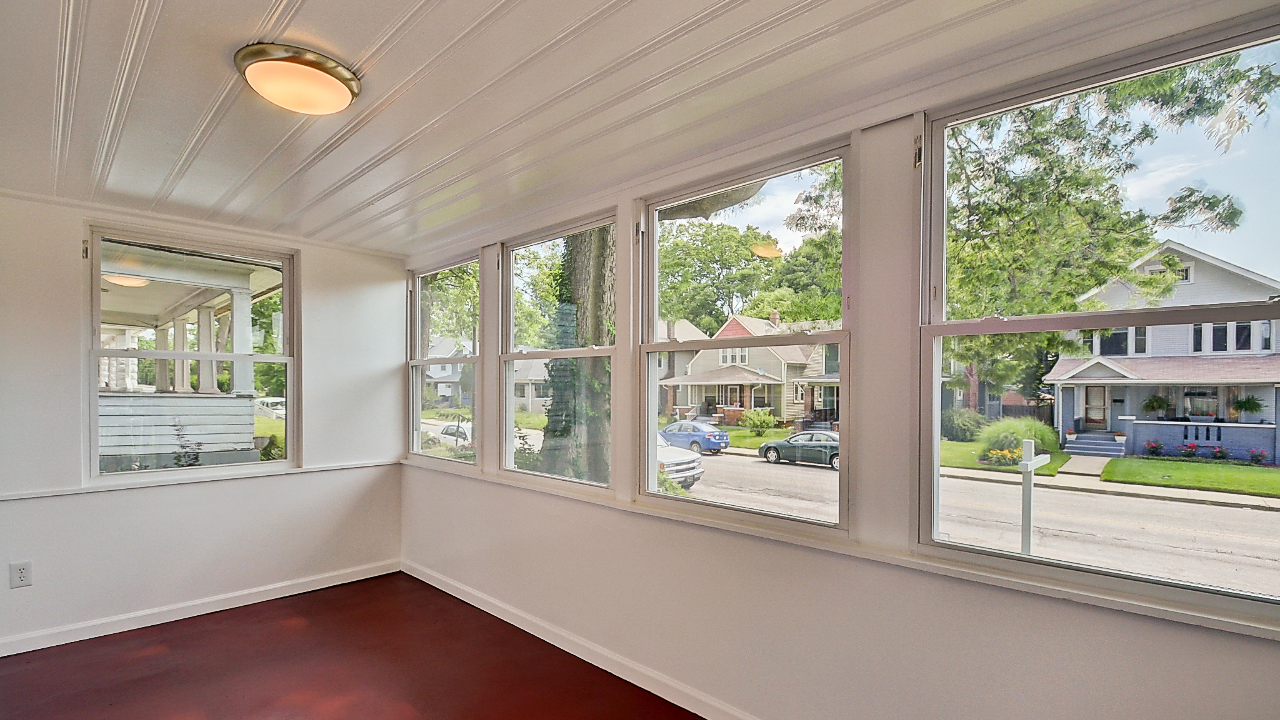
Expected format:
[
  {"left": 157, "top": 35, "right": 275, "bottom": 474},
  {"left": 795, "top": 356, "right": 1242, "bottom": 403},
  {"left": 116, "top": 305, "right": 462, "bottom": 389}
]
[
  {"left": 234, "top": 43, "right": 360, "bottom": 115},
  {"left": 103, "top": 274, "right": 151, "bottom": 288}
]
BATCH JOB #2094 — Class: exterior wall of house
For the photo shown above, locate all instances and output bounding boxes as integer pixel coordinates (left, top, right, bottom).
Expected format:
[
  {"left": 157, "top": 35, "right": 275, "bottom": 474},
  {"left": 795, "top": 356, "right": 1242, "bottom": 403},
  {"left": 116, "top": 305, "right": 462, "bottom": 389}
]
[{"left": 1092, "top": 248, "right": 1279, "bottom": 310}]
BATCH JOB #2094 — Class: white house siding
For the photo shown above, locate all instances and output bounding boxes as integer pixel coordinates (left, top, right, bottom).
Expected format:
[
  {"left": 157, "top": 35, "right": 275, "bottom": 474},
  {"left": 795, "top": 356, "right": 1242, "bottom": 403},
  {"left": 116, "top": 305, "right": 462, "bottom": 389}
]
[{"left": 1149, "top": 323, "right": 1190, "bottom": 356}]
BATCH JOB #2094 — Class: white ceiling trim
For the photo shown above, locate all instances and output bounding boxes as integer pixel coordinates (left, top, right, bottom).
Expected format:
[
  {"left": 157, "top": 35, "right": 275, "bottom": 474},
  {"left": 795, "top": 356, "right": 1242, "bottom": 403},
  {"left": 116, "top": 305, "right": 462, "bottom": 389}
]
[
  {"left": 52, "top": 0, "right": 88, "bottom": 196},
  {"left": 90, "top": 0, "right": 164, "bottom": 201}
]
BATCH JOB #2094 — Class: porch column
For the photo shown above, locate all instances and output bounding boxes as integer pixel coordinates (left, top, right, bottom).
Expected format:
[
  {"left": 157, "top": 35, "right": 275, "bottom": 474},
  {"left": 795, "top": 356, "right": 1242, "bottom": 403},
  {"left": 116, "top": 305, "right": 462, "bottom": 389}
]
[
  {"left": 174, "top": 318, "right": 192, "bottom": 393},
  {"left": 230, "top": 289, "right": 255, "bottom": 396},
  {"left": 155, "top": 325, "right": 170, "bottom": 392},
  {"left": 197, "top": 308, "right": 218, "bottom": 393}
]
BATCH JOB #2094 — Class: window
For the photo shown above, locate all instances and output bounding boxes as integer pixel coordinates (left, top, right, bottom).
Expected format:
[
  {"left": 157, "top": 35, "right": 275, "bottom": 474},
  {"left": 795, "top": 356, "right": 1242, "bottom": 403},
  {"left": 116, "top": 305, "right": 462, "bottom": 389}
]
[
  {"left": 411, "top": 260, "right": 478, "bottom": 464},
  {"left": 504, "top": 221, "right": 615, "bottom": 486},
  {"left": 1265, "top": 321, "right": 1272, "bottom": 351},
  {"left": 93, "top": 235, "right": 291, "bottom": 474},
  {"left": 926, "top": 36, "right": 1280, "bottom": 609},
  {"left": 646, "top": 151, "right": 847, "bottom": 525}
]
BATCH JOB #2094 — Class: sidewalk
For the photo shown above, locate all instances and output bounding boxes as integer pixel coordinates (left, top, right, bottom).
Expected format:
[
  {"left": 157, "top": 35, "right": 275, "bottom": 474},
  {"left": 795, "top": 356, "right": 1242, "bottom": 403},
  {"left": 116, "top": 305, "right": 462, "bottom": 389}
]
[{"left": 940, "top": 464, "right": 1280, "bottom": 512}]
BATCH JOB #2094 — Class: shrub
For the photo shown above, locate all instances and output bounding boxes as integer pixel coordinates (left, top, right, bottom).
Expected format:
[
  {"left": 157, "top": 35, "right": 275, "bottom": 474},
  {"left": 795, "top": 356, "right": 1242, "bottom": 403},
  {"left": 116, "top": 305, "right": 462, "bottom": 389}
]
[
  {"left": 1141, "top": 395, "right": 1171, "bottom": 415},
  {"left": 983, "top": 447, "right": 1021, "bottom": 466},
  {"left": 1144, "top": 439, "right": 1163, "bottom": 456},
  {"left": 977, "top": 417, "right": 1058, "bottom": 457},
  {"left": 941, "top": 408, "right": 989, "bottom": 442},
  {"left": 1250, "top": 448, "right": 1268, "bottom": 464},
  {"left": 1233, "top": 394, "right": 1267, "bottom": 415},
  {"left": 741, "top": 408, "right": 779, "bottom": 436},
  {"left": 1177, "top": 443, "right": 1198, "bottom": 458},
  {"left": 260, "top": 434, "right": 284, "bottom": 461},
  {"left": 1210, "top": 445, "right": 1230, "bottom": 460}
]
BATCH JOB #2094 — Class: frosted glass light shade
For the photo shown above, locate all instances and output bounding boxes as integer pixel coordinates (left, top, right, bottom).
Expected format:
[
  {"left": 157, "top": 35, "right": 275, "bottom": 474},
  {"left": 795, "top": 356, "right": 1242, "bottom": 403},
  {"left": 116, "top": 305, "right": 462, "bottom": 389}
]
[
  {"left": 103, "top": 274, "right": 150, "bottom": 287},
  {"left": 235, "top": 44, "right": 360, "bottom": 116}
]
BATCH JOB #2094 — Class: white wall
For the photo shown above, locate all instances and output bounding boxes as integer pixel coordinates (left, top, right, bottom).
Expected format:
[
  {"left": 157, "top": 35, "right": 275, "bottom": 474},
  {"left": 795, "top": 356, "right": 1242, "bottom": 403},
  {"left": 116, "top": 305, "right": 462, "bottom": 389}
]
[{"left": 0, "top": 193, "right": 406, "bottom": 655}]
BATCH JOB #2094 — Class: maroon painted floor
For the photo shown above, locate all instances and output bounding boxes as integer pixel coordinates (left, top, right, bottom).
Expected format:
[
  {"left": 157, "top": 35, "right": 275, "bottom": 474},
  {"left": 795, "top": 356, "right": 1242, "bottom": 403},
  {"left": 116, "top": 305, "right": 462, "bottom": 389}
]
[{"left": 0, "top": 572, "right": 702, "bottom": 720}]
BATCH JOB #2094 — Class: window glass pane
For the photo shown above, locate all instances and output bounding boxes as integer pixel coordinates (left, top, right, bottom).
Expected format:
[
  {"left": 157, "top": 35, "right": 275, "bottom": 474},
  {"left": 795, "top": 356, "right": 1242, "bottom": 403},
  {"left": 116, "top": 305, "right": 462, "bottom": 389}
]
[
  {"left": 1194, "top": 324, "right": 1203, "bottom": 352},
  {"left": 418, "top": 261, "right": 478, "bottom": 359},
  {"left": 936, "top": 325, "right": 1280, "bottom": 599},
  {"left": 649, "top": 342, "right": 840, "bottom": 524},
  {"left": 505, "top": 356, "right": 610, "bottom": 485},
  {"left": 1264, "top": 320, "right": 1272, "bottom": 351},
  {"left": 1237, "top": 322, "right": 1252, "bottom": 351},
  {"left": 1134, "top": 326, "right": 1147, "bottom": 354},
  {"left": 511, "top": 224, "right": 615, "bottom": 351},
  {"left": 1099, "top": 328, "right": 1128, "bottom": 356},
  {"left": 99, "top": 359, "right": 287, "bottom": 473},
  {"left": 413, "top": 363, "right": 476, "bottom": 463},
  {"left": 100, "top": 240, "right": 283, "bottom": 355},
  {"left": 944, "top": 42, "right": 1280, "bottom": 320},
  {"left": 656, "top": 158, "right": 842, "bottom": 338},
  {"left": 1213, "top": 323, "right": 1228, "bottom": 352}
]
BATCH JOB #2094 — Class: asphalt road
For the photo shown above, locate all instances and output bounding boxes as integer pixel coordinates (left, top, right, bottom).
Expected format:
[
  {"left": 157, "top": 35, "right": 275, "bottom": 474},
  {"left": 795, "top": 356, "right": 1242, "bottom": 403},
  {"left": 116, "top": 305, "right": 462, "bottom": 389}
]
[
  {"left": 687, "top": 451, "right": 839, "bottom": 524},
  {"left": 937, "top": 474, "right": 1280, "bottom": 598}
]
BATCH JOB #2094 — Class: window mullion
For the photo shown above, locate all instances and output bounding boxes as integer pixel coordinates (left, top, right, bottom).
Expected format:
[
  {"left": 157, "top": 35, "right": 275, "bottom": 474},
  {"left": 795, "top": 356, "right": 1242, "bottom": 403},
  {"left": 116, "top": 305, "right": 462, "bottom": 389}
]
[{"left": 478, "top": 243, "right": 503, "bottom": 474}]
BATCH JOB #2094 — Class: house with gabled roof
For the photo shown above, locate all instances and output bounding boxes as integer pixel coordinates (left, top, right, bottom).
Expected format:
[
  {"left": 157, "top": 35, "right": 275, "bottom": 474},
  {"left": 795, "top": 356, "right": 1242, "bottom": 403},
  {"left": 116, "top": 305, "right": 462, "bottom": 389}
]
[
  {"left": 1046, "top": 241, "right": 1280, "bottom": 457},
  {"left": 659, "top": 311, "right": 839, "bottom": 426}
]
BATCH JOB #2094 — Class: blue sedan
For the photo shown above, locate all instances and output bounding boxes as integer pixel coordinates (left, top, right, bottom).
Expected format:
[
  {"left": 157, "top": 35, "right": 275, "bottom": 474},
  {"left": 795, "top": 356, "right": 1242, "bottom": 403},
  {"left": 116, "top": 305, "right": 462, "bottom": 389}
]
[{"left": 660, "top": 421, "right": 730, "bottom": 454}]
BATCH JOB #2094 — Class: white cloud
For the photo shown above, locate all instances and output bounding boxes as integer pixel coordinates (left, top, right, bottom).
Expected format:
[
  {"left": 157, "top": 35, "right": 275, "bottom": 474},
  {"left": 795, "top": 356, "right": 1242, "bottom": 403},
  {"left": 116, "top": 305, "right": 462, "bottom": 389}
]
[{"left": 1121, "top": 153, "right": 1212, "bottom": 208}]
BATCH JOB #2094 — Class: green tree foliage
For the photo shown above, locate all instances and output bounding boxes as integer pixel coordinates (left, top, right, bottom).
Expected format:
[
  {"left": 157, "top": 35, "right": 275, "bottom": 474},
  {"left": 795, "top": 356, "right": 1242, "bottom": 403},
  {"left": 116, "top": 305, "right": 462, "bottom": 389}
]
[
  {"left": 658, "top": 221, "right": 779, "bottom": 335},
  {"left": 252, "top": 293, "right": 287, "bottom": 397},
  {"left": 419, "top": 262, "right": 479, "bottom": 350},
  {"left": 945, "top": 52, "right": 1279, "bottom": 405}
]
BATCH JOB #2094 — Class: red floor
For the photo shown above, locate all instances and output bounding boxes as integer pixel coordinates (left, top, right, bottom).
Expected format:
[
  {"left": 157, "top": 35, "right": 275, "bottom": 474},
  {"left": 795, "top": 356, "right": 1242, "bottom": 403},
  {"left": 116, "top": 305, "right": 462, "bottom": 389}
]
[{"left": 0, "top": 572, "right": 702, "bottom": 719}]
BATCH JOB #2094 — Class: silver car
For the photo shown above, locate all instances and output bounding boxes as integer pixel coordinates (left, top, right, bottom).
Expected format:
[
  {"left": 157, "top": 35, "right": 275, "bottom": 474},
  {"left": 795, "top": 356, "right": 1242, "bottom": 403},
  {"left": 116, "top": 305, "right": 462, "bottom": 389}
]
[{"left": 657, "top": 436, "right": 703, "bottom": 489}]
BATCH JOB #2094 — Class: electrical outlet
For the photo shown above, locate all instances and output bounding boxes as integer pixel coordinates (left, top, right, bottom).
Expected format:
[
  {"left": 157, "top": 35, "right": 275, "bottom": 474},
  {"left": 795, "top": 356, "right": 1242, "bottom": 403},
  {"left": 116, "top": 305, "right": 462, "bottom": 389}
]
[{"left": 9, "top": 561, "right": 32, "bottom": 588}]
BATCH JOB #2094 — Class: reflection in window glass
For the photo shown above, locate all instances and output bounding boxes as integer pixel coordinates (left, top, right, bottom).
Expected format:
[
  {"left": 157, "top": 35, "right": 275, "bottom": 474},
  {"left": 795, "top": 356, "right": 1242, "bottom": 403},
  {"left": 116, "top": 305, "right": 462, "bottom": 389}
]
[
  {"left": 649, "top": 344, "right": 840, "bottom": 524},
  {"left": 511, "top": 224, "right": 615, "bottom": 351},
  {"left": 936, "top": 325, "right": 1280, "bottom": 599},
  {"left": 97, "top": 240, "right": 288, "bottom": 473},
  {"left": 418, "top": 261, "right": 478, "bottom": 359},
  {"left": 944, "top": 41, "right": 1280, "bottom": 321},
  {"left": 413, "top": 363, "right": 476, "bottom": 463},
  {"left": 656, "top": 159, "right": 842, "bottom": 338},
  {"left": 505, "top": 357, "right": 610, "bottom": 485}
]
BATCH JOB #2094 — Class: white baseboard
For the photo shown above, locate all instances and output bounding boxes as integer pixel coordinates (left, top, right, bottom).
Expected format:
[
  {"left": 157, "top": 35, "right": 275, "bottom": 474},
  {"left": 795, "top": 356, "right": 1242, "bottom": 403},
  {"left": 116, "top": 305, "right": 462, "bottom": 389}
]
[
  {"left": 399, "top": 559, "right": 761, "bottom": 720},
  {"left": 0, "top": 559, "right": 400, "bottom": 658}
]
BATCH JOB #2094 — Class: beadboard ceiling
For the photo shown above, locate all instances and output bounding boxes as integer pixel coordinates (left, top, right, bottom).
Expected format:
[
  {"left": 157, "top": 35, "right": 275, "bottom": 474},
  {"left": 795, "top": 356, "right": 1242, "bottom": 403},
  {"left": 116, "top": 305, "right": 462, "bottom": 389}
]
[{"left": 0, "top": 0, "right": 1271, "bottom": 258}]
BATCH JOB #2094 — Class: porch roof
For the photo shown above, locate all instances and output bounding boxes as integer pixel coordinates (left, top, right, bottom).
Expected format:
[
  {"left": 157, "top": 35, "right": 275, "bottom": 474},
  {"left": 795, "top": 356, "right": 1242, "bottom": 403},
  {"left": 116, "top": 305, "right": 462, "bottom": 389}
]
[
  {"left": 797, "top": 372, "right": 840, "bottom": 385},
  {"left": 1046, "top": 354, "right": 1280, "bottom": 384},
  {"left": 658, "top": 365, "right": 782, "bottom": 386}
]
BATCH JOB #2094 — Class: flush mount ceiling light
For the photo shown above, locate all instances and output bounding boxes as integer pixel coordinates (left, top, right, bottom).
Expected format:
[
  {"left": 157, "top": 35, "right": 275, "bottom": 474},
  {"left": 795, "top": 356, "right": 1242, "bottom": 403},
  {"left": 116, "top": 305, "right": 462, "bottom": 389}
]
[
  {"left": 234, "top": 43, "right": 360, "bottom": 115},
  {"left": 103, "top": 274, "right": 150, "bottom": 288}
]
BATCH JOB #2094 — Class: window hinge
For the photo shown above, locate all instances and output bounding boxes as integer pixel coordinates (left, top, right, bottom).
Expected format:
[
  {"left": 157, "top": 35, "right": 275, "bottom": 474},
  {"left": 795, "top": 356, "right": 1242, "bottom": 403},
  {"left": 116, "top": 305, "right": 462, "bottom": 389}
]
[
  {"left": 82, "top": 241, "right": 89, "bottom": 259},
  {"left": 913, "top": 135, "right": 923, "bottom": 168}
]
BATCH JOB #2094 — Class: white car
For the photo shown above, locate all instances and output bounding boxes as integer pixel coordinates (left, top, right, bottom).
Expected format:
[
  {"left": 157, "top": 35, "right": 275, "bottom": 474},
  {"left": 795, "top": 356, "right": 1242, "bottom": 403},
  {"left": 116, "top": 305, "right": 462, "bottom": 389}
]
[
  {"left": 657, "top": 436, "right": 703, "bottom": 489},
  {"left": 440, "top": 421, "right": 473, "bottom": 444},
  {"left": 255, "top": 396, "right": 286, "bottom": 417}
]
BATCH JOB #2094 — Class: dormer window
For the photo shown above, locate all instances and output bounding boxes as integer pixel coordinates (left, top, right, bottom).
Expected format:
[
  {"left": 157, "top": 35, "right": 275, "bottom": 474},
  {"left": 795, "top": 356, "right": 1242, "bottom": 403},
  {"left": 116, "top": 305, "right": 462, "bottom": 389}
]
[
  {"left": 719, "top": 347, "right": 748, "bottom": 366},
  {"left": 1145, "top": 262, "right": 1193, "bottom": 283}
]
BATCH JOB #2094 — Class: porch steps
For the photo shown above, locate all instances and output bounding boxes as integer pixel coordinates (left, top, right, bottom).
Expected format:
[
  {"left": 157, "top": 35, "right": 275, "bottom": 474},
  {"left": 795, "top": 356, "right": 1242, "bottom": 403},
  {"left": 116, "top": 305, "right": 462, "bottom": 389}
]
[{"left": 1064, "top": 433, "right": 1126, "bottom": 458}]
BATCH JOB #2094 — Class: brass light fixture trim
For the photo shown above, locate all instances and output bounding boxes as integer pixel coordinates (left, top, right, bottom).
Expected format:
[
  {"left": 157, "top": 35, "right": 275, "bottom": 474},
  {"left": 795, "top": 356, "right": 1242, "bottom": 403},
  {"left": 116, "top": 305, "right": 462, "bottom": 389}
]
[{"left": 234, "top": 43, "right": 361, "bottom": 115}]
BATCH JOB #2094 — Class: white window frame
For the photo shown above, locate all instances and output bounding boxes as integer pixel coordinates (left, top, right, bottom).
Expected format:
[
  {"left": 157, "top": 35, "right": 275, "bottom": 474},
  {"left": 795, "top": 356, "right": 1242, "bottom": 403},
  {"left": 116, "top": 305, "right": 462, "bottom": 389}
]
[
  {"left": 638, "top": 144, "right": 853, "bottom": 532},
  {"left": 918, "top": 23, "right": 1280, "bottom": 637},
  {"left": 88, "top": 225, "right": 298, "bottom": 484},
  {"left": 408, "top": 257, "right": 479, "bottom": 466},
  {"left": 1145, "top": 261, "right": 1194, "bottom": 284}
]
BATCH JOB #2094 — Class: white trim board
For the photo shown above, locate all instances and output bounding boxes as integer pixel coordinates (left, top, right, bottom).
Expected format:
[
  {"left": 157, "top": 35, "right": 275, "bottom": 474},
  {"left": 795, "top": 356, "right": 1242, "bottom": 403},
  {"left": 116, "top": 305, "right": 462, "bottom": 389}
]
[
  {"left": 0, "top": 559, "right": 400, "bottom": 658},
  {"left": 400, "top": 559, "right": 762, "bottom": 720}
]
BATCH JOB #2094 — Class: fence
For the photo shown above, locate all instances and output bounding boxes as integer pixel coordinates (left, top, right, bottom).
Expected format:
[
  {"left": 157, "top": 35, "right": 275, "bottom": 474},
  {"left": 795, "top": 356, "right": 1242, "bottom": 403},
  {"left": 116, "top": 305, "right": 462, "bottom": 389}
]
[{"left": 1001, "top": 403, "right": 1053, "bottom": 424}]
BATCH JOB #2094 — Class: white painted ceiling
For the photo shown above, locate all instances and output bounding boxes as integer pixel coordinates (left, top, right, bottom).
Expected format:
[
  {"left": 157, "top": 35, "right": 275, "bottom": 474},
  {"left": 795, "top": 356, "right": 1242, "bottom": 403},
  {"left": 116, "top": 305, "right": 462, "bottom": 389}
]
[{"left": 1, "top": 0, "right": 1271, "bottom": 259}]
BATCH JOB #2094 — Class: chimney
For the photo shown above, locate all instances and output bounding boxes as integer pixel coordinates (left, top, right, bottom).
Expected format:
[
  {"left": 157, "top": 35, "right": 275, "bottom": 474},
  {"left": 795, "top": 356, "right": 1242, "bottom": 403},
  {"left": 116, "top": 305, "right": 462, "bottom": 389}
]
[{"left": 769, "top": 309, "right": 780, "bottom": 327}]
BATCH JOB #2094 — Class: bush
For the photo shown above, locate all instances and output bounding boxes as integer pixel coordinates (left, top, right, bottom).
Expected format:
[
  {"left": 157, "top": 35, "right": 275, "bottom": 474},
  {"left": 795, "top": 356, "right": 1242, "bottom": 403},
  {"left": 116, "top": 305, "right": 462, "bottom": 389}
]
[
  {"left": 1210, "top": 445, "right": 1230, "bottom": 460},
  {"left": 941, "top": 408, "right": 988, "bottom": 442},
  {"left": 977, "top": 417, "right": 1058, "bottom": 457},
  {"left": 1178, "top": 443, "right": 1198, "bottom": 458},
  {"left": 741, "top": 408, "right": 779, "bottom": 436},
  {"left": 1250, "top": 448, "right": 1269, "bottom": 464},
  {"left": 984, "top": 447, "right": 1021, "bottom": 466},
  {"left": 1144, "top": 439, "right": 1163, "bottom": 456}
]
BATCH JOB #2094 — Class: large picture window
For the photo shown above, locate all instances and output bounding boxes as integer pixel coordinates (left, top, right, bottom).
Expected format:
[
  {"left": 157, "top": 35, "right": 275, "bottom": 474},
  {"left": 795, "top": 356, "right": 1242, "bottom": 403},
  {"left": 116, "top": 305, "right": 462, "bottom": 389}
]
[
  {"left": 93, "top": 236, "right": 292, "bottom": 474},
  {"left": 411, "top": 260, "right": 478, "bottom": 464},
  {"left": 644, "top": 153, "right": 847, "bottom": 524},
  {"left": 926, "top": 38, "right": 1280, "bottom": 601},
  {"left": 504, "top": 221, "right": 615, "bottom": 486}
]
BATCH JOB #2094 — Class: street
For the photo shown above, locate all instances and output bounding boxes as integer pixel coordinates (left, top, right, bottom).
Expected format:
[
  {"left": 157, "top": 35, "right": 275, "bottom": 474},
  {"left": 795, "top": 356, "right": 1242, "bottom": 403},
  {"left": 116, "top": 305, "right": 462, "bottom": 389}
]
[{"left": 687, "top": 452, "right": 839, "bottom": 524}]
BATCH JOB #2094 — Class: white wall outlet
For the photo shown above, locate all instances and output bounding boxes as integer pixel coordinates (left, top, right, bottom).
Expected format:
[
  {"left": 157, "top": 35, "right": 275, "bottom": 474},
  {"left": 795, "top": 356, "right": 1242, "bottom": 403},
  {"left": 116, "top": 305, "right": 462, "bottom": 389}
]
[{"left": 9, "top": 561, "right": 32, "bottom": 588}]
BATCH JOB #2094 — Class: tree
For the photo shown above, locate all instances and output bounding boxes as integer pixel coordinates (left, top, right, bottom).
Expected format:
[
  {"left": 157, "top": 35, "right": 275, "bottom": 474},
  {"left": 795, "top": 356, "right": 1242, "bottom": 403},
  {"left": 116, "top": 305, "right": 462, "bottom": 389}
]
[
  {"left": 419, "top": 262, "right": 478, "bottom": 352},
  {"left": 252, "top": 293, "right": 286, "bottom": 397},
  {"left": 945, "top": 52, "right": 1279, "bottom": 407},
  {"left": 658, "top": 220, "right": 779, "bottom": 335}
]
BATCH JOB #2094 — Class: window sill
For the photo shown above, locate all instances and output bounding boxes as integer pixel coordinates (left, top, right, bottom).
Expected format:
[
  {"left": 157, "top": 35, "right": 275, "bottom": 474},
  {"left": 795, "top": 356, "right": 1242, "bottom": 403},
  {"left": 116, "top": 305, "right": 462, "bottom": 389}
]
[{"left": 402, "top": 457, "right": 1280, "bottom": 642}]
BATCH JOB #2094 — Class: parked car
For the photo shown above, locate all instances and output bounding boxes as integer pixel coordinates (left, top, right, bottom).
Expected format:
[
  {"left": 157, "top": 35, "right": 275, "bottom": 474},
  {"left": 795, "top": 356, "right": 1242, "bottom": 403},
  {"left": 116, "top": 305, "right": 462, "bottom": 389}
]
[
  {"left": 659, "top": 421, "right": 730, "bottom": 454},
  {"left": 255, "top": 396, "right": 286, "bottom": 417},
  {"left": 656, "top": 436, "right": 703, "bottom": 489},
  {"left": 758, "top": 431, "right": 839, "bottom": 469},
  {"left": 440, "top": 422, "right": 472, "bottom": 444}
]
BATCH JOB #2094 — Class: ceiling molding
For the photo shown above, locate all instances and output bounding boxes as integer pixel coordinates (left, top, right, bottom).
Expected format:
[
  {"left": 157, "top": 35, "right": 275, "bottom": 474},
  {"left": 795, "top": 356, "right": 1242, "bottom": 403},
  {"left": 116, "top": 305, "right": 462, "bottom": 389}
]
[
  {"left": 308, "top": 0, "right": 757, "bottom": 242},
  {"left": 234, "top": 0, "right": 526, "bottom": 224},
  {"left": 90, "top": 0, "right": 165, "bottom": 201},
  {"left": 266, "top": 0, "right": 638, "bottom": 232},
  {"left": 52, "top": 0, "right": 88, "bottom": 196}
]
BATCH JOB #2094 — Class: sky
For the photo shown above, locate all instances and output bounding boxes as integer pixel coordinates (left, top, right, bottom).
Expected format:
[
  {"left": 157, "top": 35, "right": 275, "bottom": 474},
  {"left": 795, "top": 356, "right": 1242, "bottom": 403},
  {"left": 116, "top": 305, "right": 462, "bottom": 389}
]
[{"left": 708, "top": 169, "right": 821, "bottom": 252}]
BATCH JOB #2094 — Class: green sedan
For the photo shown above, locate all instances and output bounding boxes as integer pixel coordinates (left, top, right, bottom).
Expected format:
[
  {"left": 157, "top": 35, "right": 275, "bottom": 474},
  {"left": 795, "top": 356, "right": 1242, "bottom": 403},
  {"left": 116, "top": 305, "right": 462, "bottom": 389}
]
[{"left": 758, "top": 431, "right": 839, "bottom": 470}]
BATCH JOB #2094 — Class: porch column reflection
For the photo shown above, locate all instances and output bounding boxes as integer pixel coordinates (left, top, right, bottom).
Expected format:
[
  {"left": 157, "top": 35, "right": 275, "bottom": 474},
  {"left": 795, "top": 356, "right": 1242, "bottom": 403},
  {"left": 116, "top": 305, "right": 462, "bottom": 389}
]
[
  {"left": 197, "top": 308, "right": 218, "bottom": 393},
  {"left": 174, "top": 317, "right": 192, "bottom": 393}
]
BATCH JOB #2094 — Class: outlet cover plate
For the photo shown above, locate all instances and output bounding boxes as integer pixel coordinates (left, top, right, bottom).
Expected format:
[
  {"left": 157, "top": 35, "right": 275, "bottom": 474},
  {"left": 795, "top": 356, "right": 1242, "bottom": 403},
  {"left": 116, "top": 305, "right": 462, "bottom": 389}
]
[{"left": 9, "top": 561, "right": 32, "bottom": 588}]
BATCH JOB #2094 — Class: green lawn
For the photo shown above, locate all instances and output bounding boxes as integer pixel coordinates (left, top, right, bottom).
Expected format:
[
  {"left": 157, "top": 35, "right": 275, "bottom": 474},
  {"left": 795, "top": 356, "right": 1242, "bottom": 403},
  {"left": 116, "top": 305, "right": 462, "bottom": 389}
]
[
  {"left": 514, "top": 411, "right": 547, "bottom": 430},
  {"left": 1101, "top": 457, "right": 1280, "bottom": 498},
  {"left": 254, "top": 416, "right": 285, "bottom": 438},
  {"left": 939, "top": 440, "right": 1068, "bottom": 476},
  {"left": 717, "top": 426, "right": 792, "bottom": 450}
]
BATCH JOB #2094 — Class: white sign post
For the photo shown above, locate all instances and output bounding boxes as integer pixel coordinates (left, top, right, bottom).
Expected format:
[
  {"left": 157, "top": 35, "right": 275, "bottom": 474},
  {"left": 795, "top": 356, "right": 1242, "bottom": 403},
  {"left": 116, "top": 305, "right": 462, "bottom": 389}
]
[{"left": 1017, "top": 438, "right": 1051, "bottom": 555}]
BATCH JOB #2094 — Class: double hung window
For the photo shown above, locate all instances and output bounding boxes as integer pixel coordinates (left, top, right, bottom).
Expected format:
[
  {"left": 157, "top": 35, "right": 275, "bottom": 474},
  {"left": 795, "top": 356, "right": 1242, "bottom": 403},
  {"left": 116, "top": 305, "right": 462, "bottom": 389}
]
[
  {"left": 411, "top": 260, "right": 478, "bottom": 463},
  {"left": 92, "top": 234, "right": 292, "bottom": 475},
  {"left": 503, "top": 220, "right": 615, "bottom": 486},
  {"left": 924, "top": 36, "right": 1280, "bottom": 603},
  {"left": 644, "top": 151, "right": 848, "bottom": 525}
]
